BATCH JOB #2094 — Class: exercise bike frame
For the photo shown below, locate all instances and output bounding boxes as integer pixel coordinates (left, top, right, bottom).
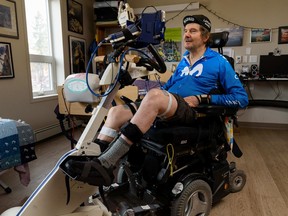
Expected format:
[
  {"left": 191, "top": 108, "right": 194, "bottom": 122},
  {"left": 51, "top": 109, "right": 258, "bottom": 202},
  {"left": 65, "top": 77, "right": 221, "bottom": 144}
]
[{"left": 1, "top": 45, "right": 167, "bottom": 216}]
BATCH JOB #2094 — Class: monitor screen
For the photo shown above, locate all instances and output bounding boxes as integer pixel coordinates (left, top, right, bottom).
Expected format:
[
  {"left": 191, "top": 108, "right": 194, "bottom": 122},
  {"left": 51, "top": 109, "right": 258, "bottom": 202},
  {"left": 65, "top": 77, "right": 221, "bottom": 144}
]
[{"left": 259, "top": 55, "right": 288, "bottom": 78}]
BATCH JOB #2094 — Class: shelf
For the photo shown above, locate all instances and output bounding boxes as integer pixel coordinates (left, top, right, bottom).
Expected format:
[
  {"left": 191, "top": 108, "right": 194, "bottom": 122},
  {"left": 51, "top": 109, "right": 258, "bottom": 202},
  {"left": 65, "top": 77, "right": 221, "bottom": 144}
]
[
  {"left": 95, "top": 21, "right": 120, "bottom": 56},
  {"left": 95, "top": 20, "right": 119, "bottom": 27}
]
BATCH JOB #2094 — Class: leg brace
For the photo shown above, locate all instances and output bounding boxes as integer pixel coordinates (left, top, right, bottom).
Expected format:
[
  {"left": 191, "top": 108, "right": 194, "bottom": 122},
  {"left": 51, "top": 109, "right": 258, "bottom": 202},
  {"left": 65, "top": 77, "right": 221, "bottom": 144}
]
[{"left": 120, "top": 122, "right": 143, "bottom": 143}]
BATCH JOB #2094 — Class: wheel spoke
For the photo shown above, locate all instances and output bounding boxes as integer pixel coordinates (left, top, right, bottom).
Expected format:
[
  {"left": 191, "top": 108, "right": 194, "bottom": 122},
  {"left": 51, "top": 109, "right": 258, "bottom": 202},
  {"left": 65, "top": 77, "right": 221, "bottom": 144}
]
[{"left": 186, "top": 190, "right": 208, "bottom": 216}]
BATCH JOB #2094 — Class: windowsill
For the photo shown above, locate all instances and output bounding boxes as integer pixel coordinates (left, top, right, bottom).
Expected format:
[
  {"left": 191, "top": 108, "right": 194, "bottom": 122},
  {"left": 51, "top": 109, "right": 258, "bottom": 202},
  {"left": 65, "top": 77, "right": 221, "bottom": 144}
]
[{"left": 31, "top": 94, "right": 58, "bottom": 103}]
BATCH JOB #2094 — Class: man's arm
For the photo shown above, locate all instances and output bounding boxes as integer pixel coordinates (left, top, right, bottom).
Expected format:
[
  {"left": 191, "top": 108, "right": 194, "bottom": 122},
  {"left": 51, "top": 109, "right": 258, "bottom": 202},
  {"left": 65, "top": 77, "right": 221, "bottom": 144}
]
[{"left": 210, "top": 60, "right": 249, "bottom": 108}]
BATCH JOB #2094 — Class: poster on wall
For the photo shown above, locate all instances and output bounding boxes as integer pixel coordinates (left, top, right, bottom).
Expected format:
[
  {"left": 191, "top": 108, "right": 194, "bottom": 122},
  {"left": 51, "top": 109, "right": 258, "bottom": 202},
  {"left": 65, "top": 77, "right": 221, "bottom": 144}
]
[
  {"left": 215, "top": 27, "right": 244, "bottom": 47},
  {"left": 0, "top": 0, "right": 19, "bottom": 38},
  {"left": 67, "top": 0, "right": 83, "bottom": 34},
  {"left": 158, "top": 27, "right": 182, "bottom": 62},
  {"left": 0, "top": 42, "right": 14, "bottom": 79},
  {"left": 278, "top": 26, "right": 288, "bottom": 44},
  {"left": 250, "top": 28, "right": 271, "bottom": 43},
  {"left": 69, "top": 36, "right": 86, "bottom": 73}
]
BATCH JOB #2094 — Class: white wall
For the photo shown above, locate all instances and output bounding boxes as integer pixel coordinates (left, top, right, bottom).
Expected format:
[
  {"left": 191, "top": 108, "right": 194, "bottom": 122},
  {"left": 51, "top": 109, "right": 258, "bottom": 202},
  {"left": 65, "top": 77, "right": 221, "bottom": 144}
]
[
  {"left": 0, "top": 0, "right": 287, "bottom": 136},
  {"left": 129, "top": 0, "right": 288, "bottom": 126},
  {"left": 0, "top": 0, "right": 95, "bottom": 139}
]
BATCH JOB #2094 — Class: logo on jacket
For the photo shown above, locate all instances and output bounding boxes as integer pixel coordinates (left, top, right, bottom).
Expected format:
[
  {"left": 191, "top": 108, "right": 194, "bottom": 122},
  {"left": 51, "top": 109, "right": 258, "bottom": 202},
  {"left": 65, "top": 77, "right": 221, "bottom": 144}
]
[{"left": 180, "top": 64, "right": 203, "bottom": 77}]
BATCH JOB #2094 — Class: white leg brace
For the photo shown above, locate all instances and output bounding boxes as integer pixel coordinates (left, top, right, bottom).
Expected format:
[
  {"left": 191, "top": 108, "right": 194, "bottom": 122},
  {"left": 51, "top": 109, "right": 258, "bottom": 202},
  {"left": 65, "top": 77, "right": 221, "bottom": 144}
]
[
  {"left": 157, "top": 91, "right": 173, "bottom": 119},
  {"left": 99, "top": 126, "right": 118, "bottom": 138}
]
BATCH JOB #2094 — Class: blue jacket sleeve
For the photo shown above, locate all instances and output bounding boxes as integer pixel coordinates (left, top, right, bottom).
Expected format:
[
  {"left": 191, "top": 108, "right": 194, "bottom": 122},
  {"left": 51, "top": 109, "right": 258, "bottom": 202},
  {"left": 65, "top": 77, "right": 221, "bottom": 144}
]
[{"left": 210, "top": 57, "right": 249, "bottom": 108}]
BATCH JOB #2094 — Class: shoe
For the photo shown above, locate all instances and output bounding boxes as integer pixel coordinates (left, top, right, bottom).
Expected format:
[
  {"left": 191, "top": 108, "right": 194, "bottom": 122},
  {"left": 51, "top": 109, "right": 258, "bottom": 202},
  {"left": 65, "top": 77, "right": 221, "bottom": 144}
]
[
  {"left": 60, "top": 156, "right": 114, "bottom": 186},
  {"left": 94, "top": 138, "right": 110, "bottom": 152}
]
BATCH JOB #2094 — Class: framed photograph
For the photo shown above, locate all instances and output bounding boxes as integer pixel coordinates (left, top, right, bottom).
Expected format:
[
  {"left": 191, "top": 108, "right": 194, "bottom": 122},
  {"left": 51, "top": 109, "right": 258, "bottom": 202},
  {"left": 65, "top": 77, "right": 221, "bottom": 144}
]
[
  {"left": 0, "top": 0, "right": 19, "bottom": 38},
  {"left": 250, "top": 28, "right": 271, "bottom": 43},
  {"left": 67, "top": 0, "right": 83, "bottom": 34},
  {"left": 215, "top": 27, "right": 244, "bottom": 47},
  {"left": 0, "top": 42, "right": 14, "bottom": 79},
  {"left": 69, "top": 36, "right": 86, "bottom": 73},
  {"left": 278, "top": 26, "right": 288, "bottom": 44}
]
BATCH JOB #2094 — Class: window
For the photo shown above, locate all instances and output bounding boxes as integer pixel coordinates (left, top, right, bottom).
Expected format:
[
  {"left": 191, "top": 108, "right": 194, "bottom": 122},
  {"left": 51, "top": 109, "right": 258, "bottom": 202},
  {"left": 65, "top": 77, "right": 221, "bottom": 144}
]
[{"left": 24, "top": 0, "right": 56, "bottom": 98}]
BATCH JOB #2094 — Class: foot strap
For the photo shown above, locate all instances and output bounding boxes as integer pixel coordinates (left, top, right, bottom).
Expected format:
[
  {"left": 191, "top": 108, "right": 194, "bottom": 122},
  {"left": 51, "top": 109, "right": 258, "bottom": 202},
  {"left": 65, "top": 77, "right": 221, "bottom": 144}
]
[
  {"left": 60, "top": 156, "right": 114, "bottom": 186},
  {"left": 80, "top": 159, "right": 112, "bottom": 185}
]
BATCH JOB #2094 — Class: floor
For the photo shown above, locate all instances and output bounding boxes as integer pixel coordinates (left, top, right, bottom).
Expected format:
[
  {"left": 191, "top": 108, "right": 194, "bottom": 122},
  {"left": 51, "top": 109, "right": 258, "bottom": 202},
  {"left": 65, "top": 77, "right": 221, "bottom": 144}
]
[{"left": 0, "top": 126, "right": 288, "bottom": 215}]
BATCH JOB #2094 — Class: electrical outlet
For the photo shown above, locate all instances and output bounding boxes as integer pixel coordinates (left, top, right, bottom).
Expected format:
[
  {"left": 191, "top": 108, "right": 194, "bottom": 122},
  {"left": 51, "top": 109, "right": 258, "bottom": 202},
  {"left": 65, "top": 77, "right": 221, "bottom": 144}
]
[{"left": 236, "top": 56, "right": 242, "bottom": 64}]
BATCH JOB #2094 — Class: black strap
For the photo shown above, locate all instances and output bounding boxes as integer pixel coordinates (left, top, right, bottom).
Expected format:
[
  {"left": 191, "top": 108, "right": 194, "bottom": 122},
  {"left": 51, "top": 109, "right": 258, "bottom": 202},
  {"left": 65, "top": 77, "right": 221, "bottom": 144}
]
[
  {"left": 79, "top": 161, "right": 112, "bottom": 186},
  {"left": 121, "top": 122, "right": 143, "bottom": 143},
  {"left": 232, "top": 139, "right": 243, "bottom": 158},
  {"left": 126, "top": 102, "right": 137, "bottom": 115},
  {"left": 65, "top": 175, "right": 71, "bottom": 205},
  {"left": 122, "top": 28, "right": 133, "bottom": 41}
]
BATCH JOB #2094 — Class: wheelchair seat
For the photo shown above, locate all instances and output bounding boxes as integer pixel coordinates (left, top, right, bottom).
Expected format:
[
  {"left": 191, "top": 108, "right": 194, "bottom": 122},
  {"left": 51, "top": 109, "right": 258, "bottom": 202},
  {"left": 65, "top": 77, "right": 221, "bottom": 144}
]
[{"left": 142, "top": 105, "right": 237, "bottom": 146}]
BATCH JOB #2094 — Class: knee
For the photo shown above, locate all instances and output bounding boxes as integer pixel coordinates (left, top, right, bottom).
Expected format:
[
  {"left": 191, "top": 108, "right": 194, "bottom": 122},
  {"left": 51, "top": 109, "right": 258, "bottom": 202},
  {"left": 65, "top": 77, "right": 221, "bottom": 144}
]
[
  {"left": 108, "top": 105, "right": 124, "bottom": 118},
  {"left": 144, "top": 89, "right": 163, "bottom": 103}
]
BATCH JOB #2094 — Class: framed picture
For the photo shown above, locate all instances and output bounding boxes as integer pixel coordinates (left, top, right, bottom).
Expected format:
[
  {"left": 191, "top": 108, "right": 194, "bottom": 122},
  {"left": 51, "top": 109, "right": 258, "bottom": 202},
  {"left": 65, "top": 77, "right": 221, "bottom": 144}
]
[
  {"left": 215, "top": 27, "right": 244, "bottom": 47},
  {"left": 250, "top": 28, "right": 271, "bottom": 43},
  {"left": 278, "top": 26, "right": 288, "bottom": 44},
  {"left": 0, "top": 0, "right": 19, "bottom": 38},
  {"left": 67, "top": 0, "right": 83, "bottom": 34},
  {"left": 69, "top": 36, "right": 86, "bottom": 73},
  {"left": 0, "top": 42, "right": 14, "bottom": 79}
]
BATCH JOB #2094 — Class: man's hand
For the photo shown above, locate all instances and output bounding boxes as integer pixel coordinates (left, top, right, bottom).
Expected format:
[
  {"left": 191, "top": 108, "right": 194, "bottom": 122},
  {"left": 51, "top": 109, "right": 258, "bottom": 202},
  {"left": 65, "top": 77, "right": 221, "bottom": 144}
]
[{"left": 184, "top": 96, "right": 200, "bottom": 107}]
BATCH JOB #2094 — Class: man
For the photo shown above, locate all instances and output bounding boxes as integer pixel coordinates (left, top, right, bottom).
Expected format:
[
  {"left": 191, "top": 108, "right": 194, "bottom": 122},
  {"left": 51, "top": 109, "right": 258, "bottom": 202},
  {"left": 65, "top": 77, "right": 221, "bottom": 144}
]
[{"left": 66, "top": 15, "right": 249, "bottom": 186}]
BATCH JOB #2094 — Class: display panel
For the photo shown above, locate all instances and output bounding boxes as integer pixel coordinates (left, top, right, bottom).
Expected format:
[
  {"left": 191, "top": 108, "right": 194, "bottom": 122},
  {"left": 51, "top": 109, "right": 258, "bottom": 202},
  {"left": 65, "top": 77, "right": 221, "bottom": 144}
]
[{"left": 259, "top": 55, "right": 288, "bottom": 78}]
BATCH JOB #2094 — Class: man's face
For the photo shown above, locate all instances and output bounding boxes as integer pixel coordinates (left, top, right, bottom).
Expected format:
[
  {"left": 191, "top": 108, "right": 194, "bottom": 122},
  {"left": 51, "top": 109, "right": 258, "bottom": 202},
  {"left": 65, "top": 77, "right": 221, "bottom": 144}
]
[{"left": 183, "top": 23, "right": 206, "bottom": 51}]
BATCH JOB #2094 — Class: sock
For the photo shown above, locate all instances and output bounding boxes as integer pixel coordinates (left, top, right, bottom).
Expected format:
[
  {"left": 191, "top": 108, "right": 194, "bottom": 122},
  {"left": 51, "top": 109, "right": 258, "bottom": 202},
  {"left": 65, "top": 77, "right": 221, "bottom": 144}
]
[{"left": 98, "top": 136, "right": 130, "bottom": 168}]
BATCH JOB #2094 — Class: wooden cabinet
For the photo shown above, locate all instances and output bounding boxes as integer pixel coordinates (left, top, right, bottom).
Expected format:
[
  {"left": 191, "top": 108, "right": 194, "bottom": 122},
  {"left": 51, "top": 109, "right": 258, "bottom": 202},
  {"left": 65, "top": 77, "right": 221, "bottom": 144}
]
[{"left": 95, "top": 21, "right": 120, "bottom": 56}]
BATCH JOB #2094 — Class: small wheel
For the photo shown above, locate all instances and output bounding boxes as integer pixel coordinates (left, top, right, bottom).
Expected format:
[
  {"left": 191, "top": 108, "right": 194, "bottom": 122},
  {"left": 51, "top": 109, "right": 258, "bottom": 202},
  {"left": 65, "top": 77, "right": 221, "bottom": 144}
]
[
  {"left": 229, "top": 169, "right": 246, "bottom": 193},
  {"left": 171, "top": 179, "right": 212, "bottom": 216}
]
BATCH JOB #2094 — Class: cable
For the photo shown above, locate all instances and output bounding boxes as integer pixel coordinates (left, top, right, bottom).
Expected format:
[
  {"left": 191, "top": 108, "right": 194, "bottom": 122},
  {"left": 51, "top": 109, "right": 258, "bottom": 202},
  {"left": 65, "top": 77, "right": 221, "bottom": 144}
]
[
  {"left": 165, "top": 1, "right": 280, "bottom": 30},
  {"left": 85, "top": 39, "right": 121, "bottom": 98},
  {"left": 85, "top": 43, "right": 162, "bottom": 98},
  {"left": 166, "top": 143, "right": 174, "bottom": 176},
  {"left": 200, "top": 4, "right": 279, "bottom": 30},
  {"left": 166, "top": 2, "right": 195, "bottom": 23}
]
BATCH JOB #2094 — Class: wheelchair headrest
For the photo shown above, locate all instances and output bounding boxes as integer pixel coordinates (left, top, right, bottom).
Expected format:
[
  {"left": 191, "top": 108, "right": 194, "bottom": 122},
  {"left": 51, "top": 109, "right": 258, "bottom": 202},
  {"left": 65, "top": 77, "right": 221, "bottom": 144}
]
[{"left": 209, "top": 31, "right": 229, "bottom": 49}]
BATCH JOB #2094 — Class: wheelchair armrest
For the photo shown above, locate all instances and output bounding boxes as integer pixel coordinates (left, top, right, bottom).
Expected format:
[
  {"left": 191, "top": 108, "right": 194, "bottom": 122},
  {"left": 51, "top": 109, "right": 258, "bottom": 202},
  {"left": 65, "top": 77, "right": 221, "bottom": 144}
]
[{"left": 195, "top": 105, "right": 238, "bottom": 117}]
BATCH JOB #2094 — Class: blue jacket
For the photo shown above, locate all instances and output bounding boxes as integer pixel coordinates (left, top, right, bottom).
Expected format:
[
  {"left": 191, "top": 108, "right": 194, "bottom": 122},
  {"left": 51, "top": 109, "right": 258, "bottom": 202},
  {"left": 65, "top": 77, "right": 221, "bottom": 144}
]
[{"left": 162, "top": 47, "right": 248, "bottom": 108}]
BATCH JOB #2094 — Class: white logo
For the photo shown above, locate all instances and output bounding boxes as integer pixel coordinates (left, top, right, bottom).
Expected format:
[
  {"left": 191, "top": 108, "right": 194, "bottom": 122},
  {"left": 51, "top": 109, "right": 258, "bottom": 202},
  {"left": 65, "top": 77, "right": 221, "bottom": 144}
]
[
  {"left": 203, "top": 19, "right": 211, "bottom": 29},
  {"left": 180, "top": 64, "right": 203, "bottom": 77}
]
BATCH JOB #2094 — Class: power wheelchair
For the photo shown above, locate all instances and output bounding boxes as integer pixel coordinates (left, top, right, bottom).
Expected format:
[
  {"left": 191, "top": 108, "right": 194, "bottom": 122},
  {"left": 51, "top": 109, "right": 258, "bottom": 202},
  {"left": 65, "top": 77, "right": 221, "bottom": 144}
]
[
  {"left": 80, "top": 31, "right": 246, "bottom": 216},
  {"left": 97, "top": 104, "right": 246, "bottom": 216},
  {"left": 59, "top": 31, "right": 246, "bottom": 216}
]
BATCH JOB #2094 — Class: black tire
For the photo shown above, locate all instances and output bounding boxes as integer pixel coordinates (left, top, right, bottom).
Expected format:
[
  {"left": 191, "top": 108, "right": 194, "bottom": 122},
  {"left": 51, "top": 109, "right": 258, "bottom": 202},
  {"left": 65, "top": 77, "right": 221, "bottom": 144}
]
[
  {"left": 229, "top": 169, "right": 246, "bottom": 193},
  {"left": 171, "top": 179, "right": 212, "bottom": 216}
]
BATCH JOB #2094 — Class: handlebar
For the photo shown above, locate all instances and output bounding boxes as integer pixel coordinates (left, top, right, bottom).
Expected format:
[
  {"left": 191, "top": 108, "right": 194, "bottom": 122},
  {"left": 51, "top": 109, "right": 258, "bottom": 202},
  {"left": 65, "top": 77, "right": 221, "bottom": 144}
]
[{"left": 147, "top": 44, "right": 166, "bottom": 74}]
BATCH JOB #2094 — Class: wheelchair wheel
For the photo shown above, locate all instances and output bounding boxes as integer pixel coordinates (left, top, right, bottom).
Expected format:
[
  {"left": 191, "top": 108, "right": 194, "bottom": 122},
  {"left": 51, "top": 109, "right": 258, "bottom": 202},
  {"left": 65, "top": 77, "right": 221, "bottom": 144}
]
[
  {"left": 229, "top": 169, "right": 246, "bottom": 193},
  {"left": 171, "top": 179, "right": 212, "bottom": 216}
]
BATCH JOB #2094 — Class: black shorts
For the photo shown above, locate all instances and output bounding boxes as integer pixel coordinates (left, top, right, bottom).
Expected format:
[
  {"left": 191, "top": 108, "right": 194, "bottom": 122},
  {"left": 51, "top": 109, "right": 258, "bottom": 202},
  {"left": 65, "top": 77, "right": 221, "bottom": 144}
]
[
  {"left": 163, "top": 93, "right": 197, "bottom": 126},
  {"left": 132, "top": 93, "right": 196, "bottom": 126}
]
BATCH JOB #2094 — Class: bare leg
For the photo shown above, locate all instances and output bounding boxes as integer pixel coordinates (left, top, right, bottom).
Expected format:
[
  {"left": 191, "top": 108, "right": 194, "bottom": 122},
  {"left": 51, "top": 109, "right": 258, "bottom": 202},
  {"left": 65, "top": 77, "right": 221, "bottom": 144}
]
[
  {"left": 97, "top": 103, "right": 136, "bottom": 142},
  {"left": 122, "top": 89, "right": 178, "bottom": 144},
  {"left": 98, "top": 89, "right": 178, "bottom": 169}
]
